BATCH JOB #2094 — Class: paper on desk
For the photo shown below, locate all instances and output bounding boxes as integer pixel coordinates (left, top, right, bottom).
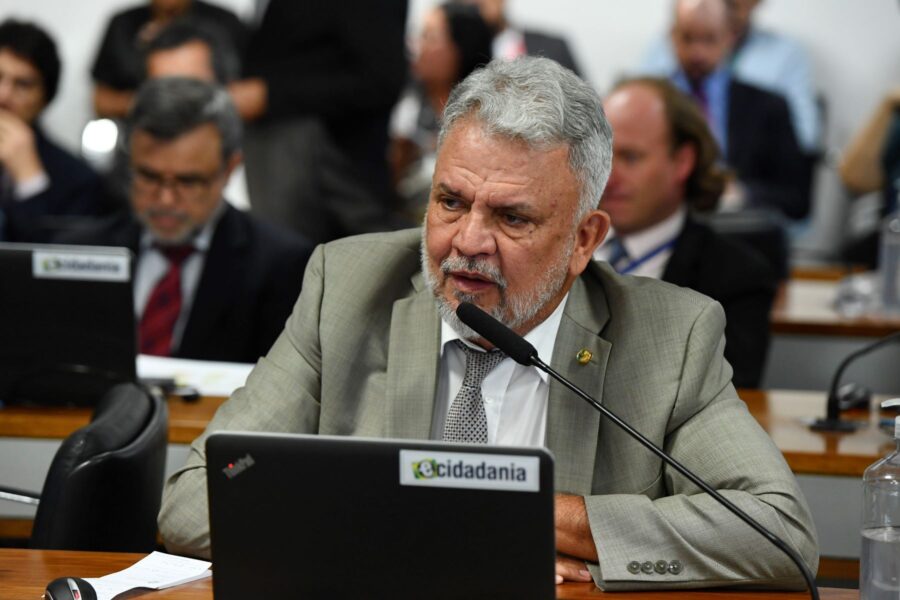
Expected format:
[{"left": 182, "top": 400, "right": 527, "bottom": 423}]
[
  {"left": 84, "top": 551, "right": 211, "bottom": 600},
  {"left": 137, "top": 354, "right": 254, "bottom": 396}
]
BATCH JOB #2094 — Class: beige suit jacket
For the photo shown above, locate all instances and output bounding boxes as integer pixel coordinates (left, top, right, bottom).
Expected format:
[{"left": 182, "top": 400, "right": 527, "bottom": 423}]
[{"left": 158, "top": 228, "right": 818, "bottom": 590}]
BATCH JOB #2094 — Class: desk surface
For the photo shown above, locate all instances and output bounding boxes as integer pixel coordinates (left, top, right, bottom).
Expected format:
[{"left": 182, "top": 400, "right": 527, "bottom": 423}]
[
  {"left": 0, "top": 390, "right": 890, "bottom": 477},
  {"left": 0, "top": 549, "right": 857, "bottom": 599},
  {"left": 772, "top": 277, "right": 900, "bottom": 337}
]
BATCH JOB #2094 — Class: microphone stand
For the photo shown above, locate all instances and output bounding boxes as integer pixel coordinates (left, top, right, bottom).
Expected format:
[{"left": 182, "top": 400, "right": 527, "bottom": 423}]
[
  {"left": 810, "top": 330, "right": 900, "bottom": 432},
  {"left": 455, "top": 302, "right": 819, "bottom": 600}
]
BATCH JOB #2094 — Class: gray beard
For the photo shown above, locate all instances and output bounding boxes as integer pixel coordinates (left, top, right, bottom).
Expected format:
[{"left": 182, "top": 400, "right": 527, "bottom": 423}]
[{"left": 419, "top": 226, "right": 572, "bottom": 341}]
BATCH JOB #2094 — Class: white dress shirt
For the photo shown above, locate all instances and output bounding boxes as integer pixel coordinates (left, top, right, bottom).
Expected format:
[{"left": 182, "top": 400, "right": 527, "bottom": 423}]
[
  {"left": 134, "top": 203, "right": 224, "bottom": 352},
  {"left": 593, "top": 207, "right": 686, "bottom": 279},
  {"left": 431, "top": 293, "right": 569, "bottom": 447}
]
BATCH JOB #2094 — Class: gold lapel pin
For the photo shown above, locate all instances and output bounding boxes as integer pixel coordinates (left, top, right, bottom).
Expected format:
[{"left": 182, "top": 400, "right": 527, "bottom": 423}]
[{"left": 576, "top": 349, "right": 592, "bottom": 365}]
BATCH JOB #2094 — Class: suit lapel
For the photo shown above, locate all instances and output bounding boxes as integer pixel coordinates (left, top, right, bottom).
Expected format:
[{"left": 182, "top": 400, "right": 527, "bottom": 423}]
[
  {"left": 546, "top": 267, "right": 611, "bottom": 494},
  {"left": 180, "top": 205, "right": 247, "bottom": 354},
  {"left": 384, "top": 272, "right": 442, "bottom": 440},
  {"left": 661, "top": 217, "right": 702, "bottom": 287}
]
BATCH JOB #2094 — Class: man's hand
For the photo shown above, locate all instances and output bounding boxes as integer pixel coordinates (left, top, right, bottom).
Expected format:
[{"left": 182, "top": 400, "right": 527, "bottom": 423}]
[
  {"left": 0, "top": 110, "right": 44, "bottom": 183},
  {"left": 555, "top": 493, "right": 598, "bottom": 562},
  {"left": 555, "top": 554, "right": 593, "bottom": 585}
]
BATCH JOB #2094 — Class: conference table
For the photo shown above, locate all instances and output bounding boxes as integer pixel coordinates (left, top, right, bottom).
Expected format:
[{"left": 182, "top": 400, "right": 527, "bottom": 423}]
[{"left": 0, "top": 549, "right": 859, "bottom": 599}]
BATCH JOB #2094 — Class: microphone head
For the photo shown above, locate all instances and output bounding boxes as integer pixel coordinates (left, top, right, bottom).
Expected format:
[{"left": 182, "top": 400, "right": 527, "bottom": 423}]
[{"left": 455, "top": 302, "right": 537, "bottom": 365}]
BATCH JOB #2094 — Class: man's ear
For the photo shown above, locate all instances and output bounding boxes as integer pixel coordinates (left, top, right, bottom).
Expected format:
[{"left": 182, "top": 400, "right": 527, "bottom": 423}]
[
  {"left": 673, "top": 143, "right": 696, "bottom": 186},
  {"left": 569, "top": 209, "right": 611, "bottom": 276}
]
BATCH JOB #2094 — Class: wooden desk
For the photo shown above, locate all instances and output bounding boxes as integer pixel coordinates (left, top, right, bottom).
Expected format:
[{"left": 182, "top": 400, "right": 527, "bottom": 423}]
[
  {"left": 772, "top": 278, "right": 900, "bottom": 338},
  {"left": 0, "top": 549, "right": 858, "bottom": 599},
  {"left": 0, "top": 395, "right": 226, "bottom": 444}
]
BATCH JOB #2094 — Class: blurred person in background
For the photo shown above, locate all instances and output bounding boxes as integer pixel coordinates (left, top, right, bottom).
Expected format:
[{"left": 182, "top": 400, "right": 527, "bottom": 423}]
[
  {"left": 0, "top": 19, "right": 109, "bottom": 242},
  {"left": 390, "top": 2, "right": 493, "bottom": 218}
]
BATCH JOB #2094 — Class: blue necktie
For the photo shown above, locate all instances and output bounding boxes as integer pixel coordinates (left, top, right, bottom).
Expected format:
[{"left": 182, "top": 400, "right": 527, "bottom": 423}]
[{"left": 606, "top": 238, "right": 630, "bottom": 272}]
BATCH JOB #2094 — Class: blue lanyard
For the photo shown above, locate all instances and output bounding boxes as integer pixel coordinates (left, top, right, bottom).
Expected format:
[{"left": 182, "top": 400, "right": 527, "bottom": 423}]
[{"left": 618, "top": 238, "right": 678, "bottom": 275}]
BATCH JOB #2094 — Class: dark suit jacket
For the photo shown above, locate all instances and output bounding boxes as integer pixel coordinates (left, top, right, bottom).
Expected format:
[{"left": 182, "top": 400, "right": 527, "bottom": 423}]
[
  {"left": 662, "top": 216, "right": 777, "bottom": 388},
  {"left": 727, "top": 80, "right": 810, "bottom": 220},
  {"left": 522, "top": 29, "right": 581, "bottom": 77},
  {"left": 63, "top": 204, "right": 313, "bottom": 363},
  {"left": 2, "top": 128, "right": 110, "bottom": 243}
]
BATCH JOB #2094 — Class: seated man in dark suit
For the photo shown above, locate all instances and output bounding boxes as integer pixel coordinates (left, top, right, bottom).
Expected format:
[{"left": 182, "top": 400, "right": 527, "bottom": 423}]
[
  {"left": 595, "top": 77, "right": 776, "bottom": 388},
  {"left": 643, "top": 0, "right": 809, "bottom": 220},
  {"left": 66, "top": 78, "right": 312, "bottom": 363},
  {"left": 0, "top": 19, "right": 109, "bottom": 242}
]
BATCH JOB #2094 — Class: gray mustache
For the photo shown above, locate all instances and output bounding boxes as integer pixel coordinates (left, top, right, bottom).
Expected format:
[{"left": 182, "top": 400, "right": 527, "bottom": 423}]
[{"left": 440, "top": 256, "right": 507, "bottom": 290}]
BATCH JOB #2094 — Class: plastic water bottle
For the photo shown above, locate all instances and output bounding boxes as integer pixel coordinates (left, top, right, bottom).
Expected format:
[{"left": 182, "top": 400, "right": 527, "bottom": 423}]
[
  {"left": 881, "top": 209, "right": 900, "bottom": 315},
  {"left": 861, "top": 398, "right": 900, "bottom": 598}
]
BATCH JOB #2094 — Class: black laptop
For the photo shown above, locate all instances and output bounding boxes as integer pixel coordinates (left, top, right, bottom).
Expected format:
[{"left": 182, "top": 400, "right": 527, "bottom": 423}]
[
  {"left": 206, "top": 432, "right": 556, "bottom": 600},
  {"left": 0, "top": 242, "right": 136, "bottom": 406}
]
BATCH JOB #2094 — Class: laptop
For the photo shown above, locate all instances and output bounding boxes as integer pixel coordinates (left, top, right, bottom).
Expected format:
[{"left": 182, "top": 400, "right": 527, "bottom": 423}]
[
  {"left": 0, "top": 242, "right": 136, "bottom": 406},
  {"left": 206, "top": 432, "right": 556, "bottom": 600}
]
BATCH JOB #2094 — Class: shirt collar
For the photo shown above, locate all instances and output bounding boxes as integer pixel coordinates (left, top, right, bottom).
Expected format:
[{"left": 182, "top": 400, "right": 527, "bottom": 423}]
[
  {"left": 139, "top": 200, "right": 226, "bottom": 251},
  {"left": 595, "top": 206, "right": 685, "bottom": 262},
  {"left": 439, "top": 292, "right": 570, "bottom": 383}
]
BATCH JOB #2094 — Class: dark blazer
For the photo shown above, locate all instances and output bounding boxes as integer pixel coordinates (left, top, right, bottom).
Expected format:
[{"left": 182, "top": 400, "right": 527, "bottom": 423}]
[
  {"left": 63, "top": 204, "right": 313, "bottom": 363},
  {"left": 2, "top": 128, "right": 110, "bottom": 243},
  {"left": 522, "top": 29, "right": 582, "bottom": 77},
  {"left": 727, "top": 80, "right": 810, "bottom": 220},
  {"left": 662, "top": 216, "right": 777, "bottom": 388}
]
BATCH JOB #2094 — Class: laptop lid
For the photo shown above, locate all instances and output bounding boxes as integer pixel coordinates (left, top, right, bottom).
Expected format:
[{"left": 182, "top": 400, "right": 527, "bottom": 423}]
[
  {"left": 207, "top": 432, "right": 556, "bottom": 600},
  {"left": 0, "top": 242, "right": 136, "bottom": 406}
]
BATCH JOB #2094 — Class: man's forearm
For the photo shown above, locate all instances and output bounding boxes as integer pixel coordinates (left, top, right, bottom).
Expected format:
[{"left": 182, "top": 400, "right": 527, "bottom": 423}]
[{"left": 555, "top": 493, "right": 598, "bottom": 562}]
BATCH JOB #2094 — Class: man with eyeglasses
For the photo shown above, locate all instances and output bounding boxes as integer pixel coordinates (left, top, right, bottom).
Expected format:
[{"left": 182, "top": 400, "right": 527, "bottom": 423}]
[
  {"left": 64, "top": 77, "right": 312, "bottom": 363},
  {"left": 0, "top": 19, "right": 109, "bottom": 242}
]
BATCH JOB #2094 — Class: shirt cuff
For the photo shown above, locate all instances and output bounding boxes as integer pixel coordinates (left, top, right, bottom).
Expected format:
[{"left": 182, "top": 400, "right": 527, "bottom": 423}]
[{"left": 13, "top": 171, "right": 50, "bottom": 201}]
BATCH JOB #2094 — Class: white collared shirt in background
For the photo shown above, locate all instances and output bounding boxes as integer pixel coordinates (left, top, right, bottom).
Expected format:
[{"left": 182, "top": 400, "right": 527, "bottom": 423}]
[
  {"left": 431, "top": 293, "right": 569, "bottom": 447},
  {"left": 593, "top": 206, "right": 686, "bottom": 279},
  {"left": 134, "top": 202, "right": 225, "bottom": 352}
]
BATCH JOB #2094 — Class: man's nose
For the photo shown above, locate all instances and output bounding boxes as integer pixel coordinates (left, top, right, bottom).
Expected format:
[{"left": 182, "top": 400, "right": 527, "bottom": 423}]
[{"left": 452, "top": 211, "right": 497, "bottom": 257}]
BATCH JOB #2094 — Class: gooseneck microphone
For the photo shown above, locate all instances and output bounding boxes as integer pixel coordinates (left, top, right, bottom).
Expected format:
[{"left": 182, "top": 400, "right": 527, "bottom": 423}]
[
  {"left": 455, "top": 302, "right": 819, "bottom": 600},
  {"left": 810, "top": 329, "right": 900, "bottom": 432}
]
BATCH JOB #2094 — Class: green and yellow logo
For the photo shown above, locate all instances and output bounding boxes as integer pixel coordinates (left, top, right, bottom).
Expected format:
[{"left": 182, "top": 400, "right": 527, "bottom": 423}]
[{"left": 412, "top": 458, "right": 439, "bottom": 479}]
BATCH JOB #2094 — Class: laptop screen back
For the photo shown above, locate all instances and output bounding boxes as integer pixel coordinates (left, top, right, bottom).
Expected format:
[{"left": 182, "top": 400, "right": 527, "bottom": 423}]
[
  {"left": 207, "top": 432, "right": 556, "bottom": 600},
  {"left": 0, "top": 242, "right": 136, "bottom": 406}
]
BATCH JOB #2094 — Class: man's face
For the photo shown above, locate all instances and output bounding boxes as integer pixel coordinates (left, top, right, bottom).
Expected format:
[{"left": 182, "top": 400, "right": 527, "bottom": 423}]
[
  {"left": 0, "top": 49, "right": 46, "bottom": 124},
  {"left": 671, "top": 0, "right": 733, "bottom": 82},
  {"left": 423, "top": 119, "right": 608, "bottom": 341},
  {"left": 412, "top": 7, "right": 460, "bottom": 86},
  {"left": 146, "top": 41, "right": 216, "bottom": 81},
  {"left": 130, "top": 123, "right": 236, "bottom": 244},
  {"left": 600, "top": 85, "right": 694, "bottom": 236}
]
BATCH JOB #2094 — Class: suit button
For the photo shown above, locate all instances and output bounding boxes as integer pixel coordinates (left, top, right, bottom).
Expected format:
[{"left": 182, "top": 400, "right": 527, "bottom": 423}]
[
  {"left": 654, "top": 560, "right": 668, "bottom": 574},
  {"left": 641, "top": 561, "right": 654, "bottom": 574},
  {"left": 668, "top": 560, "right": 683, "bottom": 575},
  {"left": 627, "top": 561, "right": 641, "bottom": 574}
]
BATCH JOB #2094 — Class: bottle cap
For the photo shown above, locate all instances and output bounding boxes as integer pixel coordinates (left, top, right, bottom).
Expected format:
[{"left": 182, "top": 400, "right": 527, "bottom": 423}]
[{"left": 881, "top": 398, "right": 900, "bottom": 438}]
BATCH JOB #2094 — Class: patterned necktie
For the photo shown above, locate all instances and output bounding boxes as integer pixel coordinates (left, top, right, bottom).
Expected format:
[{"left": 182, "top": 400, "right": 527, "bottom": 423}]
[
  {"left": 606, "top": 237, "right": 630, "bottom": 273},
  {"left": 443, "top": 341, "right": 506, "bottom": 444},
  {"left": 139, "top": 245, "right": 195, "bottom": 356},
  {"left": 690, "top": 81, "right": 709, "bottom": 118}
]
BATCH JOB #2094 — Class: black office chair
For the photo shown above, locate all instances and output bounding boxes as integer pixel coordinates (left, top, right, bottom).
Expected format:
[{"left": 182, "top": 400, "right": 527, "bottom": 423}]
[
  {"left": 0, "top": 382, "right": 168, "bottom": 551},
  {"left": 700, "top": 208, "right": 791, "bottom": 280}
]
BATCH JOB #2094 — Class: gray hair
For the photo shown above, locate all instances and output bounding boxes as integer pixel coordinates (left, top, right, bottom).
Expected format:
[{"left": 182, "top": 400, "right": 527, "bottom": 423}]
[
  {"left": 439, "top": 56, "right": 612, "bottom": 219},
  {"left": 127, "top": 77, "right": 241, "bottom": 160}
]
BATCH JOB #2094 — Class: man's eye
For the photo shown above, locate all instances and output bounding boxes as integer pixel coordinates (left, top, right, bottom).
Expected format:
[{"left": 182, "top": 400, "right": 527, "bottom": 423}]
[
  {"left": 502, "top": 213, "right": 528, "bottom": 226},
  {"left": 440, "top": 197, "right": 463, "bottom": 210}
]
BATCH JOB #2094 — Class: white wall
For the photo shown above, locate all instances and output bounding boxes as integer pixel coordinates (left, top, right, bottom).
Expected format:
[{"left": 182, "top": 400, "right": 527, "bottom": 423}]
[{"left": 2, "top": 0, "right": 898, "bottom": 256}]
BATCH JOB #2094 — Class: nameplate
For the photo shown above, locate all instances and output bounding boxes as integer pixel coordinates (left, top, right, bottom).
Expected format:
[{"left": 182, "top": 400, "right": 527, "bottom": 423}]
[
  {"left": 399, "top": 449, "right": 540, "bottom": 492},
  {"left": 33, "top": 251, "right": 130, "bottom": 282}
]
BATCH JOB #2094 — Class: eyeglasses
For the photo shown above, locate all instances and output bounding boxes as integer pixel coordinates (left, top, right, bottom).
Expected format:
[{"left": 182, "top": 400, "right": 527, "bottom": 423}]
[{"left": 131, "top": 166, "right": 223, "bottom": 200}]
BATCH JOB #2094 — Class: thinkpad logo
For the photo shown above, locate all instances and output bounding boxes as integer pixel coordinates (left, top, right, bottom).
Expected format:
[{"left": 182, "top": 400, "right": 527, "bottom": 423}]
[{"left": 222, "top": 454, "right": 255, "bottom": 479}]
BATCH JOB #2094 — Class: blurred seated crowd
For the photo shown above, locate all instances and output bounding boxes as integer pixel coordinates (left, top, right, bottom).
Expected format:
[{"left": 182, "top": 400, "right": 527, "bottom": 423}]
[{"left": 0, "top": 0, "right": 895, "bottom": 387}]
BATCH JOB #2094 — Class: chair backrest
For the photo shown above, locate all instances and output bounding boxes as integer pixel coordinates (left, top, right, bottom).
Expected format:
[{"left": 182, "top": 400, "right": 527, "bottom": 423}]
[
  {"left": 29, "top": 382, "right": 168, "bottom": 552},
  {"left": 701, "top": 209, "right": 790, "bottom": 280}
]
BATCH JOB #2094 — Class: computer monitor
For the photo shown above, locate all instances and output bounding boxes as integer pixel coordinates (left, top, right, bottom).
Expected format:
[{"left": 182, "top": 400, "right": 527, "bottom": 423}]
[
  {"left": 0, "top": 242, "right": 136, "bottom": 406},
  {"left": 207, "top": 432, "right": 557, "bottom": 600}
]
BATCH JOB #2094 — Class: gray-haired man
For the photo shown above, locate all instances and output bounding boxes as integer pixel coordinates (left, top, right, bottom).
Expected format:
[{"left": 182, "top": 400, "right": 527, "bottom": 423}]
[{"left": 159, "top": 57, "right": 817, "bottom": 590}]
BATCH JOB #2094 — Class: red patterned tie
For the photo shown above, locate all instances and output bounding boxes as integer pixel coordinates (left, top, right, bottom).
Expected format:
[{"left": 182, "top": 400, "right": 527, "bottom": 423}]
[{"left": 139, "top": 245, "right": 195, "bottom": 356}]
